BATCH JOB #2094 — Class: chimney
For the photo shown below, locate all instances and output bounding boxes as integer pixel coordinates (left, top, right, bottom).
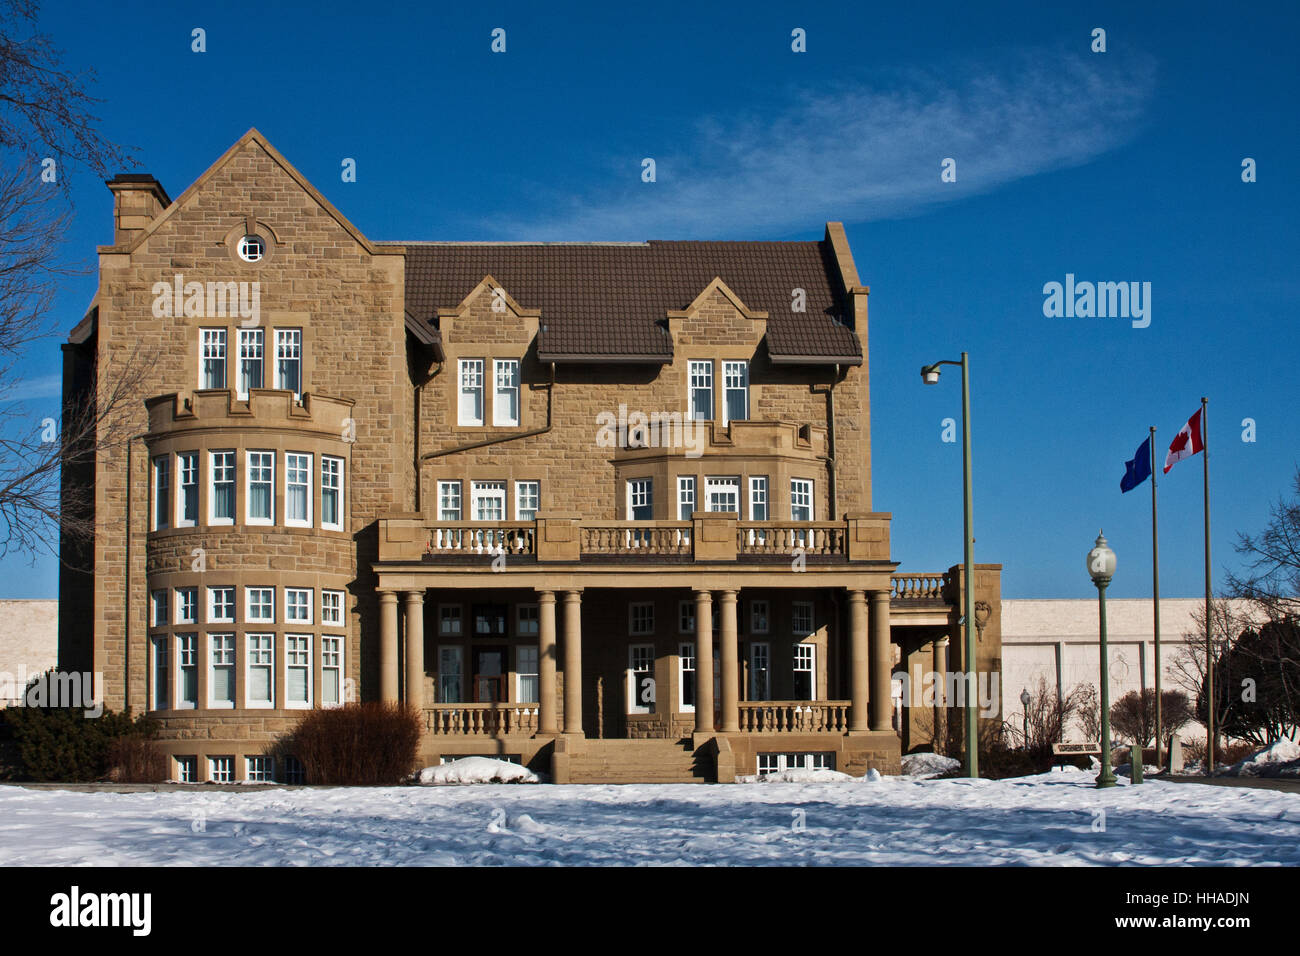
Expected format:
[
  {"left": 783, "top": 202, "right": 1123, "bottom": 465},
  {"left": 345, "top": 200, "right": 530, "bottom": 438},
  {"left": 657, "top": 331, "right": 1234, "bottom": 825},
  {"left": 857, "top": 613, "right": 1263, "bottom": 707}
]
[{"left": 106, "top": 173, "right": 171, "bottom": 246}]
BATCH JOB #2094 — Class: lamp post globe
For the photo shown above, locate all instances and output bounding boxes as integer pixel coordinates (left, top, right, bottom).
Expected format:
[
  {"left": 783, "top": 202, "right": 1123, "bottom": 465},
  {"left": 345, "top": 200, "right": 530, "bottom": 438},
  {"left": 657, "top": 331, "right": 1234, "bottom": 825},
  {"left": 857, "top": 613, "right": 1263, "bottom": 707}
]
[{"left": 1088, "top": 531, "right": 1118, "bottom": 788}]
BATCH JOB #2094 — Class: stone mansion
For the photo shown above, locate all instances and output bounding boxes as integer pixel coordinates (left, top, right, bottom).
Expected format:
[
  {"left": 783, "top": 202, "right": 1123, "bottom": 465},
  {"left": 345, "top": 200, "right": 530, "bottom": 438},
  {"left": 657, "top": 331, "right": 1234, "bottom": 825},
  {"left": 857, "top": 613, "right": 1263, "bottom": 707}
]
[{"left": 59, "top": 129, "right": 1003, "bottom": 783}]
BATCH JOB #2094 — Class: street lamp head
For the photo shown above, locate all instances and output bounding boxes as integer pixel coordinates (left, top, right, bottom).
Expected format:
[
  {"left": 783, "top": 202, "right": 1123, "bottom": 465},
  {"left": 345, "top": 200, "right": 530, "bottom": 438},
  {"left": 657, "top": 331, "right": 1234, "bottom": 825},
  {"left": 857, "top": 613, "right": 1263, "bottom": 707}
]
[
  {"left": 1019, "top": 688, "right": 1031, "bottom": 708},
  {"left": 1087, "top": 530, "right": 1117, "bottom": 586},
  {"left": 921, "top": 364, "right": 941, "bottom": 385}
]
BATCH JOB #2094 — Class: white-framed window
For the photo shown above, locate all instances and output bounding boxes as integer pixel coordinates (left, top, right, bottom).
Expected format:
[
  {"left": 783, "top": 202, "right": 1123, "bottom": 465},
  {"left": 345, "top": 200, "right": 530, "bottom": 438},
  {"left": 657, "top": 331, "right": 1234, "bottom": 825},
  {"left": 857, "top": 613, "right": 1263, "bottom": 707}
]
[
  {"left": 678, "top": 600, "right": 696, "bottom": 635},
  {"left": 200, "top": 328, "right": 227, "bottom": 390},
  {"left": 285, "top": 588, "right": 313, "bottom": 625},
  {"left": 150, "top": 590, "right": 169, "bottom": 629},
  {"left": 150, "top": 635, "right": 169, "bottom": 711},
  {"left": 679, "top": 642, "right": 696, "bottom": 711},
  {"left": 757, "top": 752, "right": 833, "bottom": 775},
  {"left": 517, "top": 604, "right": 539, "bottom": 637},
  {"left": 438, "top": 481, "right": 462, "bottom": 521},
  {"left": 176, "top": 452, "right": 198, "bottom": 527},
  {"left": 438, "top": 646, "right": 463, "bottom": 703},
  {"left": 793, "top": 643, "right": 816, "bottom": 699},
  {"left": 750, "top": 599, "right": 770, "bottom": 635},
  {"left": 321, "top": 456, "right": 343, "bottom": 531},
  {"left": 438, "top": 605, "right": 462, "bottom": 636},
  {"left": 208, "top": 756, "right": 235, "bottom": 784},
  {"left": 246, "top": 450, "right": 274, "bottom": 524},
  {"left": 471, "top": 481, "right": 506, "bottom": 521},
  {"left": 245, "top": 756, "right": 274, "bottom": 783},
  {"left": 285, "top": 452, "right": 311, "bottom": 527},
  {"left": 436, "top": 480, "right": 462, "bottom": 550},
  {"left": 627, "top": 478, "right": 653, "bottom": 520},
  {"left": 458, "top": 358, "right": 484, "bottom": 426},
  {"left": 749, "top": 642, "right": 771, "bottom": 700},
  {"left": 321, "top": 590, "right": 345, "bottom": 627},
  {"left": 209, "top": 450, "right": 235, "bottom": 525},
  {"left": 514, "top": 480, "right": 539, "bottom": 521},
  {"left": 207, "top": 586, "right": 235, "bottom": 624},
  {"left": 629, "top": 602, "right": 655, "bottom": 636},
  {"left": 705, "top": 476, "right": 740, "bottom": 513},
  {"left": 152, "top": 456, "right": 170, "bottom": 531},
  {"left": 792, "top": 601, "right": 814, "bottom": 637},
  {"left": 175, "top": 755, "right": 197, "bottom": 783},
  {"left": 209, "top": 633, "right": 236, "bottom": 708},
  {"left": 176, "top": 634, "right": 197, "bottom": 708},
  {"left": 246, "top": 586, "right": 274, "bottom": 624},
  {"left": 321, "top": 635, "right": 343, "bottom": 708},
  {"left": 274, "top": 329, "right": 302, "bottom": 396},
  {"left": 677, "top": 476, "right": 696, "bottom": 520},
  {"left": 493, "top": 359, "right": 520, "bottom": 427},
  {"left": 237, "top": 328, "right": 264, "bottom": 398},
  {"left": 627, "top": 644, "right": 655, "bottom": 714},
  {"left": 790, "top": 478, "right": 814, "bottom": 521},
  {"left": 749, "top": 476, "right": 768, "bottom": 521},
  {"left": 246, "top": 633, "right": 274, "bottom": 708},
  {"left": 687, "top": 359, "right": 713, "bottom": 421},
  {"left": 723, "top": 360, "right": 749, "bottom": 424},
  {"left": 286, "top": 635, "right": 312, "bottom": 708},
  {"left": 516, "top": 645, "right": 539, "bottom": 704},
  {"left": 175, "top": 587, "right": 196, "bottom": 625}
]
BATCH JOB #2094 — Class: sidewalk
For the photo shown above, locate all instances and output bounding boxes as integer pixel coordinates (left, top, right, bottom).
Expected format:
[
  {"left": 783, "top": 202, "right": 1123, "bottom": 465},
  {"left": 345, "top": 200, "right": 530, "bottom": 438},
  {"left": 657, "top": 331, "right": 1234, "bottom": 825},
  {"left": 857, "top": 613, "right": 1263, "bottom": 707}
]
[{"left": 1163, "top": 774, "right": 1300, "bottom": 794}]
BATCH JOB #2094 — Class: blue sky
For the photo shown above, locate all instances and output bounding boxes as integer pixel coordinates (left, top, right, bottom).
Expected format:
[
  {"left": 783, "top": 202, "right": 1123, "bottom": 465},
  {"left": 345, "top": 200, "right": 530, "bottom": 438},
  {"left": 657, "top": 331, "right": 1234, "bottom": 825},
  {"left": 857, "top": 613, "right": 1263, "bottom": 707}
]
[{"left": 3, "top": 0, "right": 1298, "bottom": 599}]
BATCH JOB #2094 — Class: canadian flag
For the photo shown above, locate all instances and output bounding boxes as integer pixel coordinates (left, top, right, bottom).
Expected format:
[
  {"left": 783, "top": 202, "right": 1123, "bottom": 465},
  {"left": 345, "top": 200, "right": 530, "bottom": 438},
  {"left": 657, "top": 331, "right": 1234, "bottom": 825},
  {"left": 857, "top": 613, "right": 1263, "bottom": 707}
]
[{"left": 1163, "top": 408, "right": 1205, "bottom": 473}]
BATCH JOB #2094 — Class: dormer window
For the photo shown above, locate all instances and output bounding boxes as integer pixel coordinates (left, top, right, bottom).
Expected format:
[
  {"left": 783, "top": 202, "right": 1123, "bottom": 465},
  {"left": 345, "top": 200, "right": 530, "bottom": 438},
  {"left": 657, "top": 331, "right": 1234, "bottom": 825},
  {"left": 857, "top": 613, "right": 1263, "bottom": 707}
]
[{"left": 237, "top": 235, "right": 266, "bottom": 262}]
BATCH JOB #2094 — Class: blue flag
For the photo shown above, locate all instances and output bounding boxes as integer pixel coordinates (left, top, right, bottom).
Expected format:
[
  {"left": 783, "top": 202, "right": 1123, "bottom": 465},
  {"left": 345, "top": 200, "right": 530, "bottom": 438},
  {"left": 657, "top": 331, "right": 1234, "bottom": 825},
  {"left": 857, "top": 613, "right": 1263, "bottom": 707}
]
[{"left": 1120, "top": 436, "right": 1152, "bottom": 493}]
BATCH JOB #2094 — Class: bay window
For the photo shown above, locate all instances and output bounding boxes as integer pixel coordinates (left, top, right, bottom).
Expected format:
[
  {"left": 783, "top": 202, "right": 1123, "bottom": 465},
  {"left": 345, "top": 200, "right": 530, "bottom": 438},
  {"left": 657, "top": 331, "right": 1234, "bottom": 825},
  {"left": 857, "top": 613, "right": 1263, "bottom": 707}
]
[
  {"left": 286, "top": 635, "right": 312, "bottom": 707},
  {"left": 246, "top": 451, "right": 273, "bottom": 524},
  {"left": 321, "top": 456, "right": 343, "bottom": 530},
  {"left": 321, "top": 636, "right": 343, "bottom": 707},
  {"left": 209, "top": 634, "right": 235, "bottom": 708},
  {"left": 246, "top": 634, "right": 274, "bottom": 708},
  {"left": 209, "top": 450, "right": 235, "bottom": 524},
  {"left": 285, "top": 452, "right": 311, "bottom": 526}
]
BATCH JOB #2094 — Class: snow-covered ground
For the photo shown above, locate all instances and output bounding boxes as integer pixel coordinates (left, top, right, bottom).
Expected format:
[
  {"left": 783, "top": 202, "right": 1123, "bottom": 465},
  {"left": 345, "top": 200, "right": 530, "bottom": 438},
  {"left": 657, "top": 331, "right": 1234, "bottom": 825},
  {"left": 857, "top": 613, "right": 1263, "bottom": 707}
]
[{"left": 1, "top": 767, "right": 1296, "bottom": 866}]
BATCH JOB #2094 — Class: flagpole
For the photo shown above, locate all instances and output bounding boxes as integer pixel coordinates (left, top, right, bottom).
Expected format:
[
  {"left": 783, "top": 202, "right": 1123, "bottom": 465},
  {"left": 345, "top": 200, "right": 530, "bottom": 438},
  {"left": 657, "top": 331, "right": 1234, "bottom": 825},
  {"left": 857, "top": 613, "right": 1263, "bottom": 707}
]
[
  {"left": 1202, "top": 396, "right": 1214, "bottom": 774},
  {"left": 1150, "top": 426, "right": 1162, "bottom": 770}
]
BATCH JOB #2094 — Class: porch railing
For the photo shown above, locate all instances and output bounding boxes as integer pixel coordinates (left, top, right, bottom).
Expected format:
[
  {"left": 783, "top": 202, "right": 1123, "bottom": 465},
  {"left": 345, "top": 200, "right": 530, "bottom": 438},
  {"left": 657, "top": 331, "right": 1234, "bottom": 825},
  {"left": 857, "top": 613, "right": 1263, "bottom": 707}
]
[
  {"left": 424, "top": 703, "right": 540, "bottom": 736},
  {"left": 424, "top": 522, "right": 537, "bottom": 556},
  {"left": 580, "top": 521, "right": 691, "bottom": 556},
  {"left": 736, "top": 700, "right": 851, "bottom": 733},
  {"left": 736, "top": 522, "right": 846, "bottom": 557},
  {"left": 890, "top": 573, "right": 949, "bottom": 601}
]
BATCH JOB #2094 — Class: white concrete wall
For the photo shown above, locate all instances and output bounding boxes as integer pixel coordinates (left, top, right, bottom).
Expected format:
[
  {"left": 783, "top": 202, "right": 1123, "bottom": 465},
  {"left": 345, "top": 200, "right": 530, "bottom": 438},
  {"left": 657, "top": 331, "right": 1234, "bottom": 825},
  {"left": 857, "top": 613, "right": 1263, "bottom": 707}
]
[
  {"left": 0, "top": 599, "right": 58, "bottom": 706},
  {"left": 1000, "top": 598, "right": 1243, "bottom": 743}
]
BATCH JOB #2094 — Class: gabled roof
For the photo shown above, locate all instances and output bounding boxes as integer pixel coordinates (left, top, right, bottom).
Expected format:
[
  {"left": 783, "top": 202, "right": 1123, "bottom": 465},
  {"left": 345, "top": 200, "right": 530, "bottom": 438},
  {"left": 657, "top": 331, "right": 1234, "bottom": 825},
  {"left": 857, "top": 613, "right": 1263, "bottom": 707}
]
[{"left": 399, "top": 238, "right": 861, "bottom": 363}]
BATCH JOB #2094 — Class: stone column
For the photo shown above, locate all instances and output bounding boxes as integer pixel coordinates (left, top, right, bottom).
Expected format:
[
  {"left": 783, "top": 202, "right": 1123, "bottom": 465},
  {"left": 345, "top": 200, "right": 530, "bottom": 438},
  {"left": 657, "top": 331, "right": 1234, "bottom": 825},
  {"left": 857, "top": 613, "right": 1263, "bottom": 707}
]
[
  {"left": 869, "top": 590, "right": 892, "bottom": 731},
  {"left": 718, "top": 589, "right": 739, "bottom": 733},
  {"left": 537, "top": 590, "right": 558, "bottom": 734},
  {"left": 379, "top": 589, "right": 399, "bottom": 704},
  {"left": 848, "top": 589, "right": 869, "bottom": 732},
  {"left": 403, "top": 590, "right": 425, "bottom": 709},
  {"left": 694, "top": 589, "right": 714, "bottom": 734},
  {"left": 933, "top": 635, "right": 950, "bottom": 747},
  {"left": 562, "top": 590, "right": 584, "bottom": 736}
]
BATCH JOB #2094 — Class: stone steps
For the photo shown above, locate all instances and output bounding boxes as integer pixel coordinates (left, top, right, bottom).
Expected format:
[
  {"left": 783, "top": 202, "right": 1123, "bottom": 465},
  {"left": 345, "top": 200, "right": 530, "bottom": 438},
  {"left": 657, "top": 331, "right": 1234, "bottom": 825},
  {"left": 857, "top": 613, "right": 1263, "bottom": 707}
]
[{"left": 565, "top": 738, "right": 710, "bottom": 784}]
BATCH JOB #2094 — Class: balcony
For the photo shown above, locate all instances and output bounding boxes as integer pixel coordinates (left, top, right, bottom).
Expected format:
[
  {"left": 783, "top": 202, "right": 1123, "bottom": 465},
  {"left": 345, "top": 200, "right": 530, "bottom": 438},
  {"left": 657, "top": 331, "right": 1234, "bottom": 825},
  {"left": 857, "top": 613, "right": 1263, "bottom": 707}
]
[{"left": 378, "top": 512, "right": 892, "bottom": 565}]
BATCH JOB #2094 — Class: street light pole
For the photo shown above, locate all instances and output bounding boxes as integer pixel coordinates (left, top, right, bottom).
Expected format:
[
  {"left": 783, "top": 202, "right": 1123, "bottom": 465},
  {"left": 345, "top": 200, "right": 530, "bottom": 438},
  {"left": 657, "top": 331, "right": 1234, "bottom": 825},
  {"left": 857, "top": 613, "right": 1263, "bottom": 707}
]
[
  {"left": 1088, "top": 532, "right": 1118, "bottom": 789},
  {"left": 1020, "top": 688, "right": 1031, "bottom": 750},
  {"left": 922, "top": 352, "right": 978, "bottom": 778}
]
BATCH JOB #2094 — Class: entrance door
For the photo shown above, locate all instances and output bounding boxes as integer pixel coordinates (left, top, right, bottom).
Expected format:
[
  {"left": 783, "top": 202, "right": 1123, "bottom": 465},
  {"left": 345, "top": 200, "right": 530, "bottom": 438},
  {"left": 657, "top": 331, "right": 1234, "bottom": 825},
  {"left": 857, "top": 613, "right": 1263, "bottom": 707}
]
[{"left": 473, "top": 646, "right": 507, "bottom": 702}]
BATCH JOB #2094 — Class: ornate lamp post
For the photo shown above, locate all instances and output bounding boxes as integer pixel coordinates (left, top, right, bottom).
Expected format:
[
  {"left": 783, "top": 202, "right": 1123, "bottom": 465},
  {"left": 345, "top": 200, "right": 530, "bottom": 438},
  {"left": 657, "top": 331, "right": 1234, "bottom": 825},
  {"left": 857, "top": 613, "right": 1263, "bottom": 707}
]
[
  {"left": 1019, "top": 687, "right": 1031, "bottom": 750},
  {"left": 1087, "top": 531, "right": 1118, "bottom": 788},
  {"left": 921, "top": 353, "right": 977, "bottom": 777}
]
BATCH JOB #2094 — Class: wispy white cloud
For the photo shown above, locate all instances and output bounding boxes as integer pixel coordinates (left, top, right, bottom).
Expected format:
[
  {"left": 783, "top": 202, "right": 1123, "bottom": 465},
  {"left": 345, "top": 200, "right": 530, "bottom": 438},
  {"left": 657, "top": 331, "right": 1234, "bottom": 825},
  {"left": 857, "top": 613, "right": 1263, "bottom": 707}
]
[
  {"left": 502, "top": 51, "right": 1156, "bottom": 239},
  {"left": 0, "top": 373, "right": 60, "bottom": 403}
]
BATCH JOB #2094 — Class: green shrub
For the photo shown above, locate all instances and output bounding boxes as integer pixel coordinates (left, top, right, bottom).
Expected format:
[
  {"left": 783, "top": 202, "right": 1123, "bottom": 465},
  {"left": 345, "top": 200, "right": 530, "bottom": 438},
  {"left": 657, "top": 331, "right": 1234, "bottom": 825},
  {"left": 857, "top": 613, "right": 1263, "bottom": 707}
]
[
  {"left": 285, "top": 702, "right": 421, "bottom": 785},
  {"left": 4, "top": 705, "right": 159, "bottom": 782}
]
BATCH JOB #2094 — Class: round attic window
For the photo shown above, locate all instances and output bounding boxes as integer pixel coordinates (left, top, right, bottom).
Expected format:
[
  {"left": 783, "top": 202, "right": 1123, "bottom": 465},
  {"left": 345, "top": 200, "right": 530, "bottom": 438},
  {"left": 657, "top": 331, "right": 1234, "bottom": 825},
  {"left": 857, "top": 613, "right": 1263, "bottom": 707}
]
[{"left": 237, "top": 235, "right": 266, "bottom": 262}]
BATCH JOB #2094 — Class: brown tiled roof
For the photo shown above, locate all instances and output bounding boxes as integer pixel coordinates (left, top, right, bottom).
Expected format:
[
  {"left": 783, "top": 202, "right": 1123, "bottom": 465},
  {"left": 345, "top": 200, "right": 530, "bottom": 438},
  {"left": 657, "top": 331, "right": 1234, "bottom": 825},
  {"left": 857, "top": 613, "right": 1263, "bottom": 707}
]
[{"left": 401, "top": 239, "right": 860, "bottom": 362}]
